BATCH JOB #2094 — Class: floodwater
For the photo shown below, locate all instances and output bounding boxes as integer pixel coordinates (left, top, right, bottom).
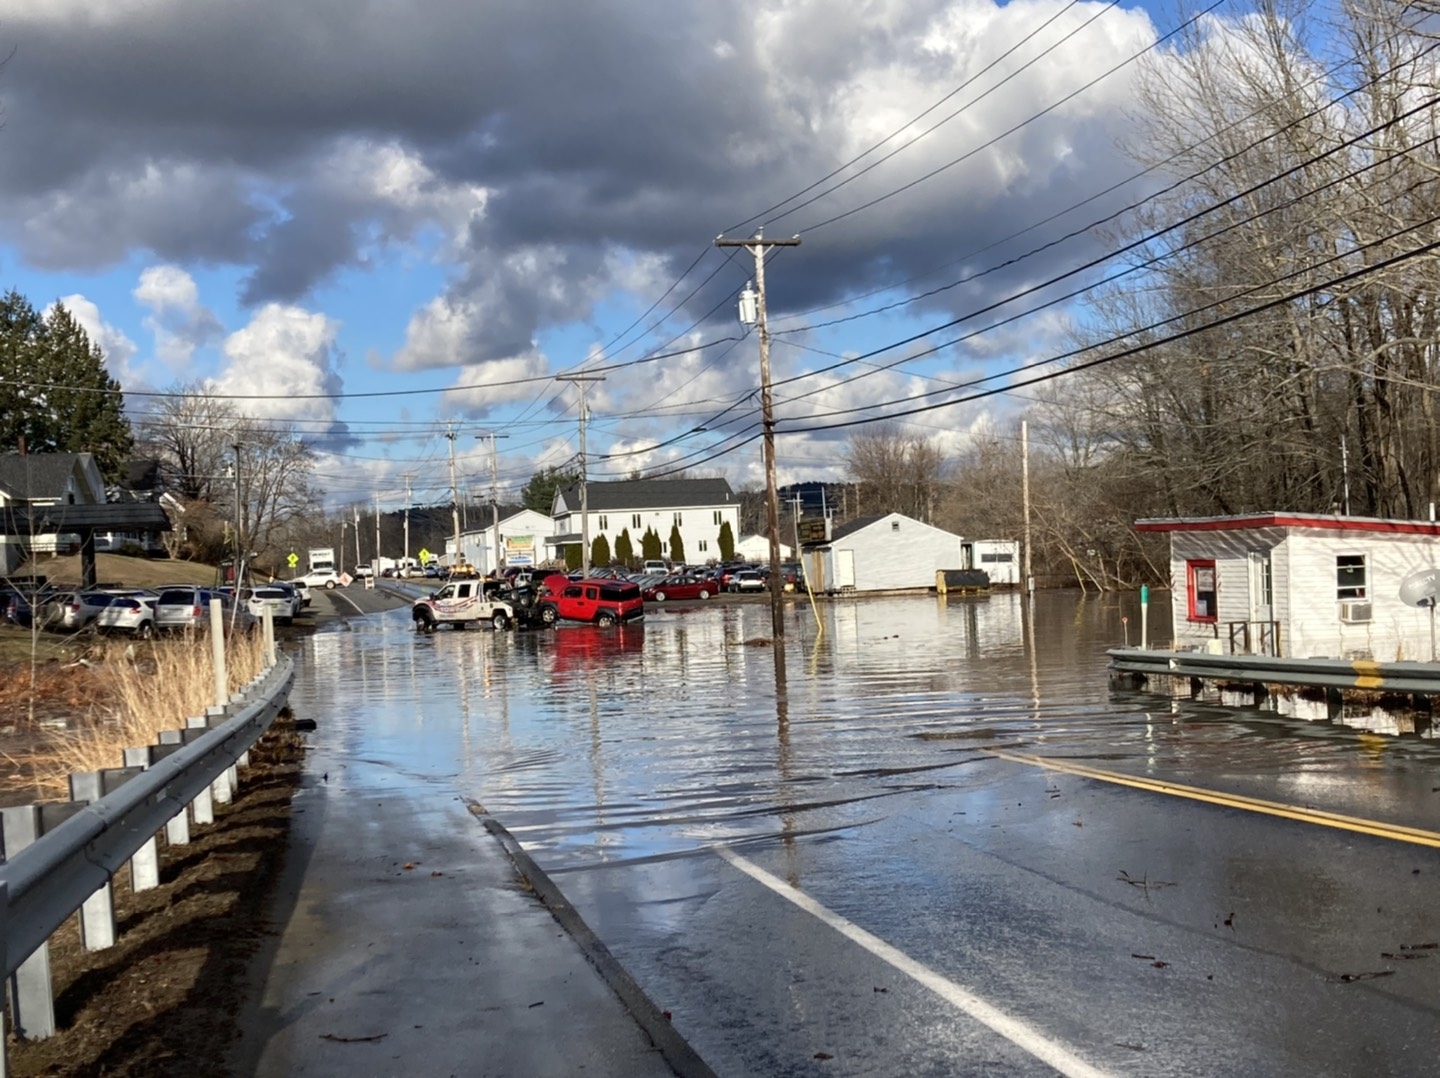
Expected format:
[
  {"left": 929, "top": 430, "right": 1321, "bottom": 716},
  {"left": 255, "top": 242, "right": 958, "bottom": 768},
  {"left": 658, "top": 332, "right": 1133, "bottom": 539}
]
[{"left": 295, "top": 590, "right": 1440, "bottom": 1076}]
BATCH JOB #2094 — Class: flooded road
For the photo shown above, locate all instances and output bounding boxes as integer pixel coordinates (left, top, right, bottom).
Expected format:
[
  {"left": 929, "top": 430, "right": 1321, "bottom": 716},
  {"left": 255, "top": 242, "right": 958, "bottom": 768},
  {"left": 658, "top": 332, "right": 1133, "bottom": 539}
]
[{"left": 297, "top": 590, "right": 1440, "bottom": 1076}]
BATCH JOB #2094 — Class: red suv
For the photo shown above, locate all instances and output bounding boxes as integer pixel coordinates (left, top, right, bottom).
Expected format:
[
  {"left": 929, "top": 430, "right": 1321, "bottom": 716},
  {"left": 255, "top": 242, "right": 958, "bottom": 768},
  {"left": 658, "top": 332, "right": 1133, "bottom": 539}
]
[{"left": 538, "top": 575, "right": 645, "bottom": 627}]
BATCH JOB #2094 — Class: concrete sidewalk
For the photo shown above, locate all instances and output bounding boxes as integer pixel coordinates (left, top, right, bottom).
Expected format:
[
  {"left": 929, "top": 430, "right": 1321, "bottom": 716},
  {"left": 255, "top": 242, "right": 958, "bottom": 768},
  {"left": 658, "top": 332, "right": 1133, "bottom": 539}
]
[{"left": 229, "top": 749, "right": 709, "bottom": 1077}]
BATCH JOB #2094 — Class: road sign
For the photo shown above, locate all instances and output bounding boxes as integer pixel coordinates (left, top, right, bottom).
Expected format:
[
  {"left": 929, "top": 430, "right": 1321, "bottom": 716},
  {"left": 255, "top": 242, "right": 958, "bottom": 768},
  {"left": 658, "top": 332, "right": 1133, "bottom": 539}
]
[
  {"left": 418, "top": 547, "right": 431, "bottom": 564},
  {"left": 287, "top": 552, "right": 299, "bottom": 569}
]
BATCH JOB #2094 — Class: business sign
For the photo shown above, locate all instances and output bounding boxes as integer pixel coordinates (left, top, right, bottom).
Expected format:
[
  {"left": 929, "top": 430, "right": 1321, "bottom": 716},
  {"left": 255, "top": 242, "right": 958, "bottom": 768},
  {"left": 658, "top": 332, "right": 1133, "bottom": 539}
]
[
  {"left": 798, "top": 517, "right": 830, "bottom": 544},
  {"left": 505, "top": 534, "right": 535, "bottom": 566}
]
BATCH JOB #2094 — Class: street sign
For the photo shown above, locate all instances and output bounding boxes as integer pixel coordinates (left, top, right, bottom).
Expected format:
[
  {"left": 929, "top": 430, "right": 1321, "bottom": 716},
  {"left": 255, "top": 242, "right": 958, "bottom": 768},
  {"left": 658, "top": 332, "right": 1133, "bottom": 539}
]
[
  {"left": 286, "top": 552, "right": 299, "bottom": 569},
  {"left": 418, "top": 547, "right": 431, "bottom": 564}
]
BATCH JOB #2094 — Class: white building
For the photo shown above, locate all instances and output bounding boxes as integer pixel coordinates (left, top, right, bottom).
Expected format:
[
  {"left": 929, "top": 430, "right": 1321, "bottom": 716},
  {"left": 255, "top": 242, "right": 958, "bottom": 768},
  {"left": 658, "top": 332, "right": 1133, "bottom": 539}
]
[
  {"left": 734, "top": 533, "right": 794, "bottom": 562},
  {"left": 804, "top": 512, "right": 965, "bottom": 593},
  {"left": 1137, "top": 512, "right": 1440, "bottom": 660},
  {"left": 962, "top": 539, "right": 1021, "bottom": 586},
  {"left": 447, "top": 508, "right": 557, "bottom": 575},
  {"left": 551, "top": 479, "right": 740, "bottom": 567}
]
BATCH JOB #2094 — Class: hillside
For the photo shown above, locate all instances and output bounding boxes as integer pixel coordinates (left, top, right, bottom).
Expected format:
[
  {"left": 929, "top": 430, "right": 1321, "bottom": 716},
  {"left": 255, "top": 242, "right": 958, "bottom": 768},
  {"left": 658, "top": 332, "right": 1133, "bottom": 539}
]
[{"left": 12, "top": 554, "right": 219, "bottom": 589}]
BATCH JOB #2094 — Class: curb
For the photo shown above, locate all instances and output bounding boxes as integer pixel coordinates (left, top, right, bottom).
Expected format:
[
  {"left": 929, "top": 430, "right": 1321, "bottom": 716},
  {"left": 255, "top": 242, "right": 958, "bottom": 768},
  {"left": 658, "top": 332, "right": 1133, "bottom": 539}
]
[{"left": 467, "top": 801, "right": 717, "bottom": 1078}]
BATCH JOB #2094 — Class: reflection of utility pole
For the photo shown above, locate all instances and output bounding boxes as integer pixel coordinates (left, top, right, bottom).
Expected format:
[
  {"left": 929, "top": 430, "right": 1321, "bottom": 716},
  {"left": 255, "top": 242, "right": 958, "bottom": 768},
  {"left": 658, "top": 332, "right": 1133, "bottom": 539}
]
[
  {"left": 556, "top": 375, "right": 605, "bottom": 577},
  {"left": 716, "top": 230, "right": 801, "bottom": 642},
  {"left": 476, "top": 432, "right": 510, "bottom": 575}
]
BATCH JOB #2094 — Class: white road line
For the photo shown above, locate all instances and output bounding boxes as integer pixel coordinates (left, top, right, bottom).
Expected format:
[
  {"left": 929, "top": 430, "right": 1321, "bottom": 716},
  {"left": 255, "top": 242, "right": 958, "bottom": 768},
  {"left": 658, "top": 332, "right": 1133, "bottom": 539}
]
[{"left": 716, "top": 848, "right": 1112, "bottom": 1078}]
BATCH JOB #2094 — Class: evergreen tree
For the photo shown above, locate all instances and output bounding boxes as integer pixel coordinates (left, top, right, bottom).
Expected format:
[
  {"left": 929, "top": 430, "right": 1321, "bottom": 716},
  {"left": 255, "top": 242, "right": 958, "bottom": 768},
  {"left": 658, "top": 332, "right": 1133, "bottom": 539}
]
[
  {"left": 0, "top": 292, "right": 133, "bottom": 480},
  {"left": 564, "top": 543, "right": 582, "bottom": 571},
  {"left": 591, "top": 533, "right": 611, "bottom": 567},
  {"left": 521, "top": 465, "right": 581, "bottom": 513},
  {"left": 718, "top": 520, "right": 735, "bottom": 561},
  {"left": 668, "top": 523, "right": 685, "bottom": 565},
  {"left": 615, "top": 528, "right": 634, "bottom": 567},
  {"left": 641, "top": 527, "right": 662, "bottom": 560}
]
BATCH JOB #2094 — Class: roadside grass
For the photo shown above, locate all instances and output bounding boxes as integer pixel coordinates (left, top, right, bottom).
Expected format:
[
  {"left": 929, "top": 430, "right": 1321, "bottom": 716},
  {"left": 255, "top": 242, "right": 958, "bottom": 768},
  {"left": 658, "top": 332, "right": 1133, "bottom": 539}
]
[
  {"left": 4, "top": 630, "right": 270, "bottom": 801},
  {"left": 12, "top": 552, "right": 218, "bottom": 590}
]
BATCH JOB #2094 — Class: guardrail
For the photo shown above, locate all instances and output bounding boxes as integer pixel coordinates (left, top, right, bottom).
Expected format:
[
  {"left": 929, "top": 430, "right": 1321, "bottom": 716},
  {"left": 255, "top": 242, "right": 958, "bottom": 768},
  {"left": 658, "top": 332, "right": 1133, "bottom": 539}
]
[
  {"left": 1108, "top": 647, "right": 1440, "bottom": 694},
  {"left": 0, "top": 646, "right": 295, "bottom": 1069}
]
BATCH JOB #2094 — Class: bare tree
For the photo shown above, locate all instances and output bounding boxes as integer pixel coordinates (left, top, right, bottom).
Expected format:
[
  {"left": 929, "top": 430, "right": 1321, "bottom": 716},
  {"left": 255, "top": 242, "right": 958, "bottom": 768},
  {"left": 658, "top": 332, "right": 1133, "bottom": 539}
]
[{"left": 844, "top": 424, "right": 948, "bottom": 522}]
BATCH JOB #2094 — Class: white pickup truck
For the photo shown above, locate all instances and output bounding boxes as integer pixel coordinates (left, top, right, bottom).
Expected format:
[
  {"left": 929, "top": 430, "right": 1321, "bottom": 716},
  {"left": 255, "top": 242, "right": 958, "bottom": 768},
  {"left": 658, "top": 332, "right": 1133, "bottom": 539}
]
[{"left": 412, "top": 578, "right": 516, "bottom": 632}]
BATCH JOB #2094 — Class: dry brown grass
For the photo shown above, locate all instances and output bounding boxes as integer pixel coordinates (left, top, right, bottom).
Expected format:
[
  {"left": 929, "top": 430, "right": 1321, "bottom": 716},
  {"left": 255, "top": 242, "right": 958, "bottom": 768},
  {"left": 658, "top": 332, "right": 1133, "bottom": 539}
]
[{"left": 8, "top": 631, "right": 271, "bottom": 801}]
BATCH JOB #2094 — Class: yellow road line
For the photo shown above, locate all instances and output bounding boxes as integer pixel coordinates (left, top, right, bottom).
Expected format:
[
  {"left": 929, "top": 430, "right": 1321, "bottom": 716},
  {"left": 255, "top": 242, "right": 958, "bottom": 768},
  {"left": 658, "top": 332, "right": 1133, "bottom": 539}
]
[{"left": 988, "top": 749, "right": 1440, "bottom": 849}]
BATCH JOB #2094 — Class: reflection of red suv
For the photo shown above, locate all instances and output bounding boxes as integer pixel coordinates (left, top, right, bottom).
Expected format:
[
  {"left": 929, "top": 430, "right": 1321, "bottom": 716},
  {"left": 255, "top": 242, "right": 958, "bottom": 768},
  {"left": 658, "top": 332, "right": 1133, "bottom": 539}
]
[{"left": 538, "top": 575, "right": 645, "bottom": 627}]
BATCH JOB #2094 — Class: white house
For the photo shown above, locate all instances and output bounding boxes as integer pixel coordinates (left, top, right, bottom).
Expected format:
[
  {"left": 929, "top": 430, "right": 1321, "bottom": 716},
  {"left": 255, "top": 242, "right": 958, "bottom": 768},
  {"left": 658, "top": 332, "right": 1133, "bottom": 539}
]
[
  {"left": 734, "top": 533, "right": 794, "bottom": 562},
  {"left": 804, "top": 512, "right": 965, "bottom": 593},
  {"left": 551, "top": 479, "right": 741, "bottom": 566},
  {"left": 1137, "top": 512, "right": 1440, "bottom": 660},
  {"left": 448, "top": 508, "right": 557, "bottom": 574},
  {"left": 0, "top": 453, "right": 107, "bottom": 572},
  {"left": 962, "top": 539, "right": 1021, "bottom": 586}
]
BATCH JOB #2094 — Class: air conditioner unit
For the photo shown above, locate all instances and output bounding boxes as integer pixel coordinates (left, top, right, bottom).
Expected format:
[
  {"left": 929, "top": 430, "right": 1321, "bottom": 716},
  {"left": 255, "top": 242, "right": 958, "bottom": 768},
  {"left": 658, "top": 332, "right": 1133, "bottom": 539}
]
[{"left": 1339, "top": 599, "right": 1372, "bottom": 624}]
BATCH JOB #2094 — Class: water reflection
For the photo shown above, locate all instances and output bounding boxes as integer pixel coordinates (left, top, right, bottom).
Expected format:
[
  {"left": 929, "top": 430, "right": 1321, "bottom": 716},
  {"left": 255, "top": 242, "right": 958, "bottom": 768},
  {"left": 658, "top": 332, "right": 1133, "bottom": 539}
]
[{"left": 290, "top": 590, "right": 1440, "bottom": 879}]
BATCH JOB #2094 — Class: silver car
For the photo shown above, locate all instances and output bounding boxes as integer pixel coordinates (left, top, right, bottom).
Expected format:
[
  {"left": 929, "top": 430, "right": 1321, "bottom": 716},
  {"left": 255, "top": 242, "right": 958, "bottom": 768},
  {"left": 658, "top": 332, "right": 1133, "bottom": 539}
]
[
  {"left": 153, "top": 588, "right": 253, "bottom": 633},
  {"left": 93, "top": 595, "right": 159, "bottom": 638}
]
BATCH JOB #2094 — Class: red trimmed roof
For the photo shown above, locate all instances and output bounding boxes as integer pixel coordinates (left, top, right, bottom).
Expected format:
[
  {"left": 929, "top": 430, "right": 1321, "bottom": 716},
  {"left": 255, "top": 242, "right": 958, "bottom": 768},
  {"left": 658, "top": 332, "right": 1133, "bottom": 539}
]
[{"left": 1135, "top": 512, "right": 1440, "bottom": 536}]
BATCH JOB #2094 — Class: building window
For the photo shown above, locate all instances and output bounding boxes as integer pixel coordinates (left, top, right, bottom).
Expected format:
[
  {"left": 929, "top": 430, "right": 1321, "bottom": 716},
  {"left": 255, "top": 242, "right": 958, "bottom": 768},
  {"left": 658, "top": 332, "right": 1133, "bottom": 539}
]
[
  {"left": 632, "top": 514, "right": 641, "bottom": 529},
  {"left": 598, "top": 515, "right": 608, "bottom": 531},
  {"left": 891, "top": 520, "right": 900, "bottom": 532},
  {"left": 674, "top": 512, "right": 683, "bottom": 525},
  {"left": 1336, "top": 554, "right": 1367, "bottom": 599},
  {"left": 699, "top": 539, "right": 708, "bottom": 552},
  {"left": 1187, "top": 559, "right": 1217, "bottom": 622},
  {"left": 713, "top": 510, "right": 722, "bottom": 525}
]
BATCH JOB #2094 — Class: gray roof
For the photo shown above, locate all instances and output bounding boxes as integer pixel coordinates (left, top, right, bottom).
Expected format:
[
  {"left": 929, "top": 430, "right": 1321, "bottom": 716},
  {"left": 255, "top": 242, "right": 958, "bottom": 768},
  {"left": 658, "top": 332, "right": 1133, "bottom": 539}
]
[
  {"left": 0, "top": 453, "right": 100, "bottom": 502},
  {"left": 0, "top": 502, "right": 171, "bottom": 536},
  {"left": 827, "top": 514, "right": 885, "bottom": 542},
  {"left": 555, "top": 478, "right": 735, "bottom": 513}
]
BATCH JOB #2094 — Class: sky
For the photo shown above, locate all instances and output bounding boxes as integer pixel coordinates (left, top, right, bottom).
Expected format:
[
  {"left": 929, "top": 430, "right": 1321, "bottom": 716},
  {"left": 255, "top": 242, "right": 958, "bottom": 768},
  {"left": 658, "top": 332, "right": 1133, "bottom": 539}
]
[{"left": 0, "top": 0, "right": 1209, "bottom": 512}]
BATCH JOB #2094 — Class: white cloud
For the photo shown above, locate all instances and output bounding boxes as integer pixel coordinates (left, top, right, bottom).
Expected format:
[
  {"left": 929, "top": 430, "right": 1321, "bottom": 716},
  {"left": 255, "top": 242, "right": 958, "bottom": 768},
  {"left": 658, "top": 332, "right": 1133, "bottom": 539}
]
[
  {"left": 133, "top": 265, "right": 223, "bottom": 371},
  {"left": 214, "top": 304, "right": 343, "bottom": 424}
]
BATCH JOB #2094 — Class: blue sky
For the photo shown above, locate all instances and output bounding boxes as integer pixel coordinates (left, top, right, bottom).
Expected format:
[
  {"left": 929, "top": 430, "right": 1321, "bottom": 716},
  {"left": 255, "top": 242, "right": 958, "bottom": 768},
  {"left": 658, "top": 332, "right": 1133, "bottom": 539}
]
[{"left": 0, "top": 0, "right": 1229, "bottom": 512}]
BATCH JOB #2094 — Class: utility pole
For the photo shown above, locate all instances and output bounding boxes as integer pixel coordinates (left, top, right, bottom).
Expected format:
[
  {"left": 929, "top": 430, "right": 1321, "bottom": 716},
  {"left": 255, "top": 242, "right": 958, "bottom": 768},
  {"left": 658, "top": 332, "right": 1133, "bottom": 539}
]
[
  {"left": 556, "top": 375, "right": 605, "bottom": 577},
  {"left": 446, "top": 424, "right": 462, "bottom": 570},
  {"left": 1022, "top": 420, "right": 1033, "bottom": 596},
  {"left": 374, "top": 492, "right": 382, "bottom": 576},
  {"left": 232, "top": 443, "right": 243, "bottom": 588},
  {"left": 353, "top": 505, "right": 362, "bottom": 577},
  {"left": 716, "top": 230, "right": 801, "bottom": 642},
  {"left": 401, "top": 473, "right": 414, "bottom": 575},
  {"left": 477, "top": 432, "right": 510, "bottom": 575}
]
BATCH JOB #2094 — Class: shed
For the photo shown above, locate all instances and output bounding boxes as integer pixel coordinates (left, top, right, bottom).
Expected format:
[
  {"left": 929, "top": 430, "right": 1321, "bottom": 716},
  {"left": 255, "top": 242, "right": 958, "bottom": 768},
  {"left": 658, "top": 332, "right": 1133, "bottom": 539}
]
[
  {"left": 733, "top": 533, "right": 794, "bottom": 562},
  {"left": 1136, "top": 512, "right": 1440, "bottom": 661},
  {"left": 962, "top": 539, "right": 1020, "bottom": 586},
  {"left": 804, "top": 512, "right": 964, "bottom": 593}
]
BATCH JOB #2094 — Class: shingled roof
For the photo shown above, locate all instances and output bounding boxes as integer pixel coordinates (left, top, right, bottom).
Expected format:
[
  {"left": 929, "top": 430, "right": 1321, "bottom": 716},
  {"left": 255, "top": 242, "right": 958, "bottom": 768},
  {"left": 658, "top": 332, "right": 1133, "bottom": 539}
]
[
  {"left": 0, "top": 453, "right": 104, "bottom": 504},
  {"left": 555, "top": 478, "right": 734, "bottom": 513}
]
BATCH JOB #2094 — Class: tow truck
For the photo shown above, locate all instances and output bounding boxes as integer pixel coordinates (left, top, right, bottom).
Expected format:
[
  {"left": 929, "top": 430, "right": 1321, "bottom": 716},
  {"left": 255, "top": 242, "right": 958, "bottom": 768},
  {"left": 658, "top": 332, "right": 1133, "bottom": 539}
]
[{"left": 412, "top": 577, "right": 516, "bottom": 632}]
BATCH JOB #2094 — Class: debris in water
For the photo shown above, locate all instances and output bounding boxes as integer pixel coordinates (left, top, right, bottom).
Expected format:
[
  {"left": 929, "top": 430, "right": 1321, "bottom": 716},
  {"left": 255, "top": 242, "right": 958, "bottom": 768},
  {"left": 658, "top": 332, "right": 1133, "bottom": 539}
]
[{"left": 1325, "top": 970, "right": 1395, "bottom": 984}]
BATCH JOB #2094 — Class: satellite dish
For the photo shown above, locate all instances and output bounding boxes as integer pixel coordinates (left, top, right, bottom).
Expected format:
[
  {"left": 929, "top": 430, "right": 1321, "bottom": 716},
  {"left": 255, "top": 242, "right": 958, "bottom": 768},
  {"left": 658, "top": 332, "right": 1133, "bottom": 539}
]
[{"left": 1399, "top": 568, "right": 1440, "bottom": 607}]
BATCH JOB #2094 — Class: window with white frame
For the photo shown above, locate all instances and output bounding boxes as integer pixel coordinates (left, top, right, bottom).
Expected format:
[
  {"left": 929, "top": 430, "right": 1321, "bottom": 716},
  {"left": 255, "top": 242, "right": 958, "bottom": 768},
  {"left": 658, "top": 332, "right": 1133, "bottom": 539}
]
[
  {"left": 1336, "top": 554, "right": 1367, "bottom": 599},
  {"left": 632, "top": 513, "right": 641, "bottom": 529},
  {"left": 699, "top": 539, "right": 708, "bottom": 552},
  {"left": 598, "top": 515, "right": 608, "bottom": 530},
  {"left": 713, "top": 510, "right": 722, "bottom": 525},
  {"left": 674, "top": 511, "right": 683, "bottom": 525}
]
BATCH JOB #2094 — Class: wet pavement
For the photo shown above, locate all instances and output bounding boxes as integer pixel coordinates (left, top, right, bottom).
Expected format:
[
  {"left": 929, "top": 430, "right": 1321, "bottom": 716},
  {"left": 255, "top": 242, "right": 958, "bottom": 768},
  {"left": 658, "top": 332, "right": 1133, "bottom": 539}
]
[{"left": 247, "top": 589, "right": 1440, "bottom": 1076}]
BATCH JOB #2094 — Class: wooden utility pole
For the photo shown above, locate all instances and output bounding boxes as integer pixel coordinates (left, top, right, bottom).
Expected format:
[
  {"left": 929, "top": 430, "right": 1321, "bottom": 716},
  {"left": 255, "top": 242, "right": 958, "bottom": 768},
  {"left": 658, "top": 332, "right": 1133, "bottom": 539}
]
[
  {"left": 401, "top": 473, "right": 414, "bottom": 573},
  {"left": 715, "top": 231, "right": 801, "bottom": 642},
  {"left": 477, "top": 432, "right": 510, "bottom": 574},
  {"left": 557, "top": 375, "right": 605, "bottom": 577},
  {"left": 1022, "top": 419, "right": 1033, "bottom": 595}
]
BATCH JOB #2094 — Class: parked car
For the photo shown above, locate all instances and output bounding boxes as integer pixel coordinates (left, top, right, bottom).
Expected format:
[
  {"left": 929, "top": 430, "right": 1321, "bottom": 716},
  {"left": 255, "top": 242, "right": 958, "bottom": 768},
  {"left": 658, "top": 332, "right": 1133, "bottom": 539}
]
[
  {"left": 246, "top": 586, "right": 299, "bottom": 626},
  {"left": 93, "top": 595, "right": 159, "bottom": 638},
  {"left": 641, "top": 574, "right": 715, "bottom": 603},
  {"left": 53, "top": 591, "right": 115, "bottom": 631},
  {"left": 153, "top": 588, "right": 252, "bottom": 633},
  {"left": 354, "top": 563, "right": 374, "bottom": 579},
  {"left": 728, "top": 570, "right": 766, "bottom": 593},
  {"left": 536, "top": 574, "right": 645, "bottom": 627},
  {"left": 289, "top": 579, "right": 312, "bottom": 608},
  {"left": 642, "top": 560, "right": 669, "bottom": 576}
]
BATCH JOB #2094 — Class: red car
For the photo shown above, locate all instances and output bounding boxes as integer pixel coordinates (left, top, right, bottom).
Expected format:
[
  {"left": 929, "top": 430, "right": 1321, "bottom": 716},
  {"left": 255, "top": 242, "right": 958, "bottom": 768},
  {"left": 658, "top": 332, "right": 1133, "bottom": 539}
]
[
  {"left": 538, "top": 575, "right": 645, "bottom": 627},
  {"left": 641, "top": 574, "right": 716, "bottom": 603}
]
